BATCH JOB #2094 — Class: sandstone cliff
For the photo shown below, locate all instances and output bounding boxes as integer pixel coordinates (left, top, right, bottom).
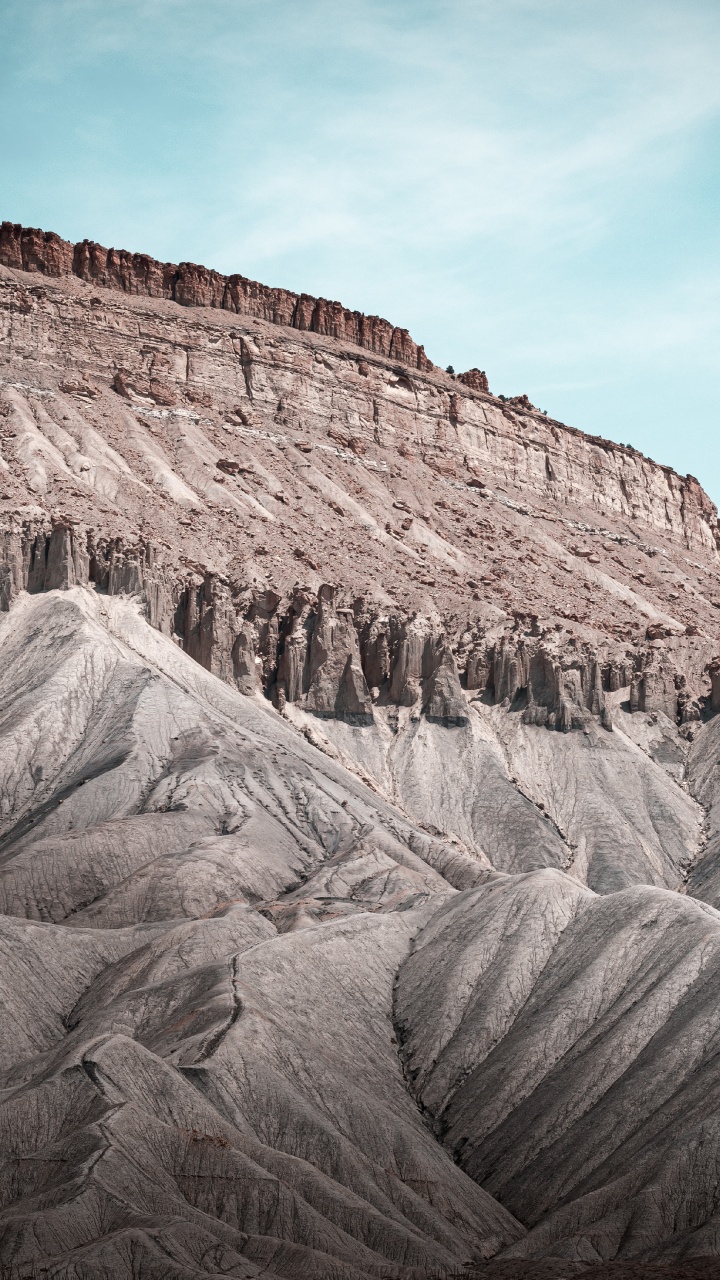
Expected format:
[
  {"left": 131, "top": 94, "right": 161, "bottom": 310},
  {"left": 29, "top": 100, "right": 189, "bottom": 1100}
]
[
  {"left": 1, "top": 224, "right": 719, "bottom": 739},
  {"left": 0, "top": 220, "right": 433, "bottom": 370}
]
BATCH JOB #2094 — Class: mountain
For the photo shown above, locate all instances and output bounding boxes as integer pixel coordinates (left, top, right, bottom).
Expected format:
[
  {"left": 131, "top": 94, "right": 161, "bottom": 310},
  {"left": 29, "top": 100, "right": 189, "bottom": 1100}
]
[{"left": 1, "top": 222, "right": 720, "bottom": 1279}]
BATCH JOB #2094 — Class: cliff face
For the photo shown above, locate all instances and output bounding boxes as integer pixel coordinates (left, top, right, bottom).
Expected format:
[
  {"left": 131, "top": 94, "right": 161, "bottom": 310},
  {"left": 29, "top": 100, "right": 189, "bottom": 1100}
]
[
  {"left": 1, "top": 228, "right": 719, "bottom": 738},
  {"left": 1, "top": 225, "right": 716, "bottom": 558},
  {"left": 0, "top": 220, "right": 433, "bottom": 371}
]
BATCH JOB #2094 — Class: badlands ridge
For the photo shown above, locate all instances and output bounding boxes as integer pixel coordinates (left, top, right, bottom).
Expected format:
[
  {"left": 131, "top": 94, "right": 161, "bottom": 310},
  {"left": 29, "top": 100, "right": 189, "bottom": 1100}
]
[{"left": 1, "top": 223, "right": 720, "bottom": 1278}]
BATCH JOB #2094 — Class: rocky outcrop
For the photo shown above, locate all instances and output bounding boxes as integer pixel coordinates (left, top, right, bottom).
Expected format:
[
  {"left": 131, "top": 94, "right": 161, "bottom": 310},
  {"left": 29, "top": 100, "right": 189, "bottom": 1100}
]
[
  {"left": 274, "top": 586, "right": 314, "bottom": 704},
  {"left": 458, "top": 367, "right": 490, "bottom": 393},
  {"left": 0, "top": 220, "right": 433, "bottom": 371},
  {"left": 709, "top": 659, "right": 720, "bottom": 714},
  {"left": 462, "top": 624, "right": 720, "bottom": 730},
  {"left": 465, "top": 632, "right": 613, "bottom": 730},
  {"left": 0, "top": 519, "right": 90, "bottom": 606},
  {"left": 0, "top": 519, "right": 470, "bottom": 725},
  {"left": 384, "top": 616, "right": 467, "bottom": 725},
  {"left": 630, "top": 658, "right": 684, "bottom": 720},
  {"left": 304, "top": 585, "right": 374, "bottom": 723},
  {"left": 628, "top": 636, "right": 717, "bottom": 725},
  {"left": 423, "top": 640, "right": 469, "bottom": 725}
]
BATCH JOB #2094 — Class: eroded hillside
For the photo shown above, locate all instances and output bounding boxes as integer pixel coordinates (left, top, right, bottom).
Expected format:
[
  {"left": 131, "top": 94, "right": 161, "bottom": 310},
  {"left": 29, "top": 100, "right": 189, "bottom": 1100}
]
[{"left": 1, "top": 224, "right": 720, "bottom": 1279}]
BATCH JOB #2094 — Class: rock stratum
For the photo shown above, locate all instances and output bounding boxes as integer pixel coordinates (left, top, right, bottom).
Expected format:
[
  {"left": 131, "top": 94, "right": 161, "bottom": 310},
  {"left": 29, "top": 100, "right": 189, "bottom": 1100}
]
[{"left": 1, "top": 224, "right": 720, "bottom": 1279}]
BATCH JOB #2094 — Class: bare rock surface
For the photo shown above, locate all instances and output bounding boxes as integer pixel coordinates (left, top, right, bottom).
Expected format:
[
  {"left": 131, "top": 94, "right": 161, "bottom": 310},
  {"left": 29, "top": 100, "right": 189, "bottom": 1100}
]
[
  {"left": 1, "top": 223, "right": 720, "bottom": 1276},
  {"left": 0, "top": 220, "right": 434, "bottom": 371},
  {"left": 396, "top": 872, "right": 720, "bottom": 1263},
  {"left": 0, "top": 590, "right": 517, "bottom": 1278}
]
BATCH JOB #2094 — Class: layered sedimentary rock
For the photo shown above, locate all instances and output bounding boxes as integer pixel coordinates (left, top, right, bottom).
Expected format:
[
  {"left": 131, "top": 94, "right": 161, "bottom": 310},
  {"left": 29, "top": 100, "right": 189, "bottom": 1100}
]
[
  {"left": 0, "top": 220, "right": 433, "bottom": 371},
  {"left": 1, "top": 225, "right": 720, "bottom": 1277}
]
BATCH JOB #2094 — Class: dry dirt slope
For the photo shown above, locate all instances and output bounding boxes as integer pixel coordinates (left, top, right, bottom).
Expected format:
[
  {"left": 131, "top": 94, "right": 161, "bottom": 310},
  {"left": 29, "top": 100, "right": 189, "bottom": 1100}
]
[{"left": 1, "top": 224, "right": 720, "bottom": 1278}]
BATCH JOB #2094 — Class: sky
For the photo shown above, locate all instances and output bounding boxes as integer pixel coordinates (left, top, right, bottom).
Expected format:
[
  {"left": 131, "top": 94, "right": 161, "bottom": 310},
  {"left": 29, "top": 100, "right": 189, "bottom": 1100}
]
[{"left": 2, "top": 0, "right": 719, "bottom": 502}]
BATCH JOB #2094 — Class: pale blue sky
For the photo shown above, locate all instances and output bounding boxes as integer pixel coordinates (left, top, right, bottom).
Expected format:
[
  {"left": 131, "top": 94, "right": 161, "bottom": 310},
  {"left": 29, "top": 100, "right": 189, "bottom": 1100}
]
[{"left": 2, "top": 1, "right": 719, "bottom": 502}]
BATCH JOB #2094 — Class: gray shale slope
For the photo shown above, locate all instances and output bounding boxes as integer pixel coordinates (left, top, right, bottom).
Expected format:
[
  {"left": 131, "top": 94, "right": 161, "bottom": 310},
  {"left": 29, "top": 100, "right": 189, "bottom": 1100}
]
[{"left": 1, "top": 225, "right": 720, "bottom": 1279}]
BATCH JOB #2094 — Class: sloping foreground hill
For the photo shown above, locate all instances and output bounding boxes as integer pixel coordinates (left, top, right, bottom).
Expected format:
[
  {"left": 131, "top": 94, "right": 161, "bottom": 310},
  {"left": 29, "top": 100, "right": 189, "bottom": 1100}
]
[
  {"left": 0, "top": 588, "right": 518, "bottom": 1278},
  {"left": 0, "top": 589, "right": 719, "bottom": 1277}
]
